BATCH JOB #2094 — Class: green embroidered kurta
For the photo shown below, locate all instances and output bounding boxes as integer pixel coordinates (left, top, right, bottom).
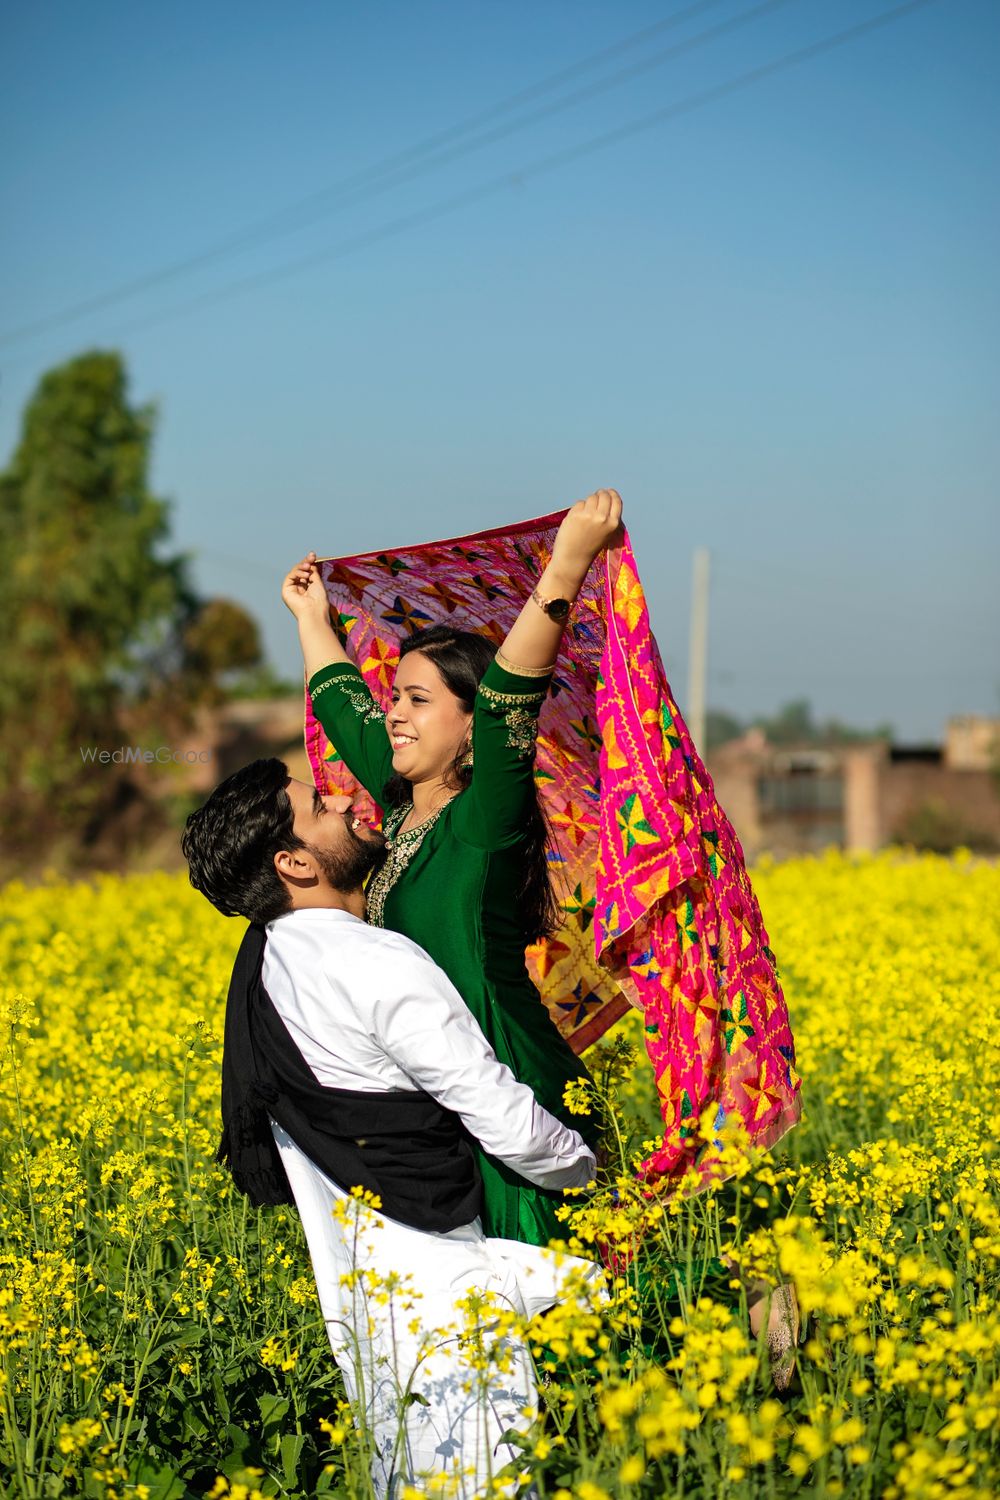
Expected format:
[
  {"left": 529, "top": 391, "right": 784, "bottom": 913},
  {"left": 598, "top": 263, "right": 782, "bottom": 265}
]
[{"left": 306, "top": 656, "right": 598, "bottom": 1246}]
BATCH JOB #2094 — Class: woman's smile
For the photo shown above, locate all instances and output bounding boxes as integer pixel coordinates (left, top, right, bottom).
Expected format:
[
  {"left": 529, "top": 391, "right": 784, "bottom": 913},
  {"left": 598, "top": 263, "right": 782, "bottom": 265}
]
[{"left": 384, "top": 651, "right": 473, "bottom": 783}]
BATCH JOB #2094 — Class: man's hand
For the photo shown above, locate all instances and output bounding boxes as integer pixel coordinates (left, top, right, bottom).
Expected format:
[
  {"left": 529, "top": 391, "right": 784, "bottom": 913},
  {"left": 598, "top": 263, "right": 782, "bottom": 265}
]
[
  {"left": 549, "top": 489, "right": 624, "bottom": 588},
  {"left": 282, "top": 552, "right": 330, "bottom": 621}
]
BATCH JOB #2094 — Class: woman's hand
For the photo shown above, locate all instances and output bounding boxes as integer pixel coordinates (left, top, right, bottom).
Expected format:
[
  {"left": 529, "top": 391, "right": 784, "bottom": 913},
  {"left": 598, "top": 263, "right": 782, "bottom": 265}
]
[
  {"left": 283, "top": 551, "right": 351, "bottom": 676},
  {"left": 549, "top": 489, "right": 623, "bottom": 590},
  {"left": 496, "top": 489, "right": 623, "bottom": 673},
  {"left": 282, "top": 552, "right": 329, "bottom": 620}
]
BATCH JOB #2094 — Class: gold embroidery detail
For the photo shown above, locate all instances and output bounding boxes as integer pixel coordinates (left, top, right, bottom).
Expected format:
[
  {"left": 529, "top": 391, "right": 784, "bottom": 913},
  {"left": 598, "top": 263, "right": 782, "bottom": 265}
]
[
  {"left": 494, "top": 649, "right": 555, "bottom": 678},
  {"left": 478, "top": 684, "right": 546, "bottom": 710},
  {"left": 503, "top": 707, "right": 539, "bottom": 758},
  {"left": 478, "top": 681, "right": 544, "bottom": 759},
  {"left": 366, "top": 801, "right": 450, "bottom": 928},
  {"left": 311, "top": 674, "right": 385, "bottom": 724}
]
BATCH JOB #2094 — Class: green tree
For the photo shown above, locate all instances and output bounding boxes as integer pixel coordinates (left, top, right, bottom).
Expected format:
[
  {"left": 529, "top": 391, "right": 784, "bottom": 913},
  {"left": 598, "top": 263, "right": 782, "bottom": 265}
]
[
  {"left": 755, "top": 698, "right": 816, "bottom": 745},
  {"left": 749, "top": 699, "right": 894, "bottom": 747},
  {"left": 175, "top": 596, "right": 270, "bottom": 707},
  {"left": 0, "top": 350, "right": 258, "bottom": 856}
]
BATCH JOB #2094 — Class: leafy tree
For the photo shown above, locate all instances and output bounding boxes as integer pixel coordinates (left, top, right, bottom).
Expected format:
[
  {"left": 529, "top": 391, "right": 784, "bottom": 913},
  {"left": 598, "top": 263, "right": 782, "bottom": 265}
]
[
  {"left": 0, "top": 350, "right": 263, "bottom": 857},
  {"left": 179, "top": 597, "right": 266, "bottom": 706},
  {"left": 748, "top": 699, "right": 894, "bottom": 747},
  {"left": 754, "top": 698, "right": 816, "bottom": 745},
  {"left": 0, "top": 351, "right": 193, "bottom": 845},
  {"left": 182, "top": 597, "right": 260, "bottom": 678},
  {"left": 221, "top": 661, "right": 302, "bottom": 701}
]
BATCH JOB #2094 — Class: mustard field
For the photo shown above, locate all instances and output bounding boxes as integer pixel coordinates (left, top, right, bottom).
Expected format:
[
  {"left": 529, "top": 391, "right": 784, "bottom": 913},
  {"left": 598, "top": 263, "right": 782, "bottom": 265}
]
[{"left": 1, "top": 852, "right": 998, "bottom": 1499}]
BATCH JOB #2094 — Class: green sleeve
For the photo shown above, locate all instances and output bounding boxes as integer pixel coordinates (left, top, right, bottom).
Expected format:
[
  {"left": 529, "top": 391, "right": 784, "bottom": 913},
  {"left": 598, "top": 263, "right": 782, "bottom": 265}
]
[
  {"left": 453, "top": 657, "right": 552, "bottom": 852},
  {"left": 307, "top": 662, "right": 394, "bottom": 803}
]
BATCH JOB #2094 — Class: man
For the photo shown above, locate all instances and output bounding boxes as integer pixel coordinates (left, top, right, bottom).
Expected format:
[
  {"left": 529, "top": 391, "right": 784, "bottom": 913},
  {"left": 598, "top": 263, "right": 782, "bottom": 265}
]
[{"left": 181, "top": 758, "right": 597, "bottom": 1498}]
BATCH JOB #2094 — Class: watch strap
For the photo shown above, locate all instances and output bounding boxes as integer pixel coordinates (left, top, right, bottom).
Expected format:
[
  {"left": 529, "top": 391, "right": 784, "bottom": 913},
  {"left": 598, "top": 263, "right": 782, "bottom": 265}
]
[{"left": 531, "top": 586, "right": 572, "bottom": 621}]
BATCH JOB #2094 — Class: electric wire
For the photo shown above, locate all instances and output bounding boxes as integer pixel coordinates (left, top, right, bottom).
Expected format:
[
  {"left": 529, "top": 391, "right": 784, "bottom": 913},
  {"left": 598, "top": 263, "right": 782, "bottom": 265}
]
[
  {"left": 76, "top": 0, "right": 943, "bottom": 349},
  {"left": 0, "top": 0, "right": 741, "bottom": 349}
]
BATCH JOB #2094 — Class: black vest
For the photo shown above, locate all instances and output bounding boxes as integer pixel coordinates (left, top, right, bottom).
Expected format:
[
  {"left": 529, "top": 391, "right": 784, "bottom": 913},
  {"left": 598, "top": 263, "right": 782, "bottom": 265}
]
[{"left": 217, "top": 922, "right": 482, "bottom": 1233}]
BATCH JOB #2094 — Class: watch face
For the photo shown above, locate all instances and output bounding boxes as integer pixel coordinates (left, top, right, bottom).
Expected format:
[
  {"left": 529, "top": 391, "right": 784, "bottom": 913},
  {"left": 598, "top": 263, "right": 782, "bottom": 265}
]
[{"left": 548, "top": 597, "right": 571, "bottom": 623}]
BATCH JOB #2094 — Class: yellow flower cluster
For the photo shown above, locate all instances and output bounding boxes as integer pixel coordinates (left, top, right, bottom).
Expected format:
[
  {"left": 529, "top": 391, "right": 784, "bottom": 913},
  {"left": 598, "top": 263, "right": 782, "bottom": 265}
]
[{"left": 0, "top": 850, "right": 998, "bottom": 1497}]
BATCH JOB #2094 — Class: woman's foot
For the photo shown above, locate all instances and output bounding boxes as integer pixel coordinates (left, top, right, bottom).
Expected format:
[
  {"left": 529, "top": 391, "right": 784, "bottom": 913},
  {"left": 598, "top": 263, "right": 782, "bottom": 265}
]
[{"left": 748, "top": 1281, "right": 800, "bottom": 1393}]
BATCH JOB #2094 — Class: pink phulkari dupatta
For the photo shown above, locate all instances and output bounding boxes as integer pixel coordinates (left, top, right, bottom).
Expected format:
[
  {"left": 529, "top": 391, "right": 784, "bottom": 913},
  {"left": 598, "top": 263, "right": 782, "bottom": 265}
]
[{"left": 304, "top": 512, "right": 801, "bottom": 1184}]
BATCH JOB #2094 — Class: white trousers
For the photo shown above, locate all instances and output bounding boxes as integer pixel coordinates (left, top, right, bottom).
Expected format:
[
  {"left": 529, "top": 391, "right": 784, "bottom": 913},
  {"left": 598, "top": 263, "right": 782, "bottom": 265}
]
[{"left": 272, "top": 1123, "right": 593, "bottom": 1499}]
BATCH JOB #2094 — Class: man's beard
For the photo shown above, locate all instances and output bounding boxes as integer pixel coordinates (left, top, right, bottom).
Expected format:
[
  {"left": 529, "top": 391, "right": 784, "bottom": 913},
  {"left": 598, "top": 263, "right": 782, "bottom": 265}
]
[{"left": 308, "top": 826, "right": 388, "bottom": 893}]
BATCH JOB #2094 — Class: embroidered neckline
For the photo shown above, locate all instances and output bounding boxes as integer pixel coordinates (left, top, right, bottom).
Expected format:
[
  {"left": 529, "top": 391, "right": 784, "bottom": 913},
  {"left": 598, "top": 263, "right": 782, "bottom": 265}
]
[
  {"left": 393, "top": 792, "right": 461, "bottom": 840},
  {"left": 365, "top": 798, "right": 456, "bottom": 928}
]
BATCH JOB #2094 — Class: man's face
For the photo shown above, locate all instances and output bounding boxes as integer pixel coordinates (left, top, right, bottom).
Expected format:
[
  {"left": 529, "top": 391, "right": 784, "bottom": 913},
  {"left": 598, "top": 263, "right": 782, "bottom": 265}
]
[{"left": 282, "top": 778, "right": 387, "bottom": 892}]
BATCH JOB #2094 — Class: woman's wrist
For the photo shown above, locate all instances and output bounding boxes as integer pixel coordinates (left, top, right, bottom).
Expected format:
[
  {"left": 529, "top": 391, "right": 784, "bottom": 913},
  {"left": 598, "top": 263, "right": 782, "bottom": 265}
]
[
  {"left": 298, "top": 612, "right": 337, "bottom": 646},
  {"left": 298, "top": 612, "right": 348, "bottom": 678},
  {"left": 537, "top": 560, "right": 587, "bottom": 601}
]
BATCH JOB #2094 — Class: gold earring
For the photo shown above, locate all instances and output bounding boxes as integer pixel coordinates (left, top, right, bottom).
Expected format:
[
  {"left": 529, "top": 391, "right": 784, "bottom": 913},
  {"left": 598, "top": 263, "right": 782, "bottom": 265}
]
[{"left": 460, "top": 740, "right": 474, "bottom": 771}]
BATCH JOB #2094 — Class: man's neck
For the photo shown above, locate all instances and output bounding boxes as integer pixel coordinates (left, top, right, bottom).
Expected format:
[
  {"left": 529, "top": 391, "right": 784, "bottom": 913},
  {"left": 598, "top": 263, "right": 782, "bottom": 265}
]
[{"left": 290, "top": 887, "right": 366, "bottom": 920}]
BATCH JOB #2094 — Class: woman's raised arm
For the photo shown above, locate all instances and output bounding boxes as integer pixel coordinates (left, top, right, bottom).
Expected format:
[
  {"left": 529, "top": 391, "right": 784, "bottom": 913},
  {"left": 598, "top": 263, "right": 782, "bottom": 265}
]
[
  {"left": 282, "top": 551, "right": 352, "bottom": 678},
  {"left": 453, "top": 490, "right": 624, "bottom": 853},
  {"left": 497, "top": 490, "right": 623, "bottom": 672},
  {"left": 283, "top": 552, "right": 393, "bottom": 803}
]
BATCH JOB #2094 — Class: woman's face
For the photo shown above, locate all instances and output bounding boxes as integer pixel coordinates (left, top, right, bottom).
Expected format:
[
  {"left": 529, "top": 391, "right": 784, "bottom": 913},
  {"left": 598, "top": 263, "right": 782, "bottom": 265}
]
[{"left": 386, "top": 652, "right": 472, "bottom": 786}]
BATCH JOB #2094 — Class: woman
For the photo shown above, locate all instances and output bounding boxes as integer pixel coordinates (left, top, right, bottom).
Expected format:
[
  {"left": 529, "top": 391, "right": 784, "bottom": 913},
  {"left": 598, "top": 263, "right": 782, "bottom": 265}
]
[{"left": 281, "top": 490, "right": 623, "bottom": 1247}]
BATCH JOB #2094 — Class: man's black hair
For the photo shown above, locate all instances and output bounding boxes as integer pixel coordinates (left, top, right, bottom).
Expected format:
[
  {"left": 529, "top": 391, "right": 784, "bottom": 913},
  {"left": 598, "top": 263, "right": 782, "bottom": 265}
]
[{"left": 181, "top": 758, "right": 304, "bottom": 925}]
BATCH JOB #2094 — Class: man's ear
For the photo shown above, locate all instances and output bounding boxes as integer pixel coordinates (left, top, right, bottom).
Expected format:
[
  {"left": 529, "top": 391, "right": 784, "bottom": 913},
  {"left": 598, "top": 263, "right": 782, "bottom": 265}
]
[{"left": 274, "top": 847, "right": 317, "bottom": 880}]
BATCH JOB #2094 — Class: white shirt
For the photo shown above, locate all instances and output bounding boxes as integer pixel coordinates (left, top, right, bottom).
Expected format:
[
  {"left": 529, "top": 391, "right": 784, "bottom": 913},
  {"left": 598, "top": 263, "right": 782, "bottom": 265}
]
[{"left": 262, "top": 905, "right": 595, "bottom": 1191}]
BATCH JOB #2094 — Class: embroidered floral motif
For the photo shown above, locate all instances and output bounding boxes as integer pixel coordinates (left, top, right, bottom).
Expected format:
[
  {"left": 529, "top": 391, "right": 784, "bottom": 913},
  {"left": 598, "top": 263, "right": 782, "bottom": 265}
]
[
  {"left": 366, "top": 802, "right": 450, "bottom": 928},
  {"left": 477, "top": 684, "right": 544, "bottom": 758},
  {"left": 311, "top": 674, "right": 385, "bottom": 725},
  {"left": 477, "top": 684, "right": 546, "bottom": 710},
  {"left": 501, "top": 707, "right": 539, "bottom": 758}
]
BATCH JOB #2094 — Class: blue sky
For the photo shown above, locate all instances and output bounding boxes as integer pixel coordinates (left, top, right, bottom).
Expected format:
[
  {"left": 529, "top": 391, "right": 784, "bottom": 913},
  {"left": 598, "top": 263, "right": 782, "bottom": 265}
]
[{"left": 2, "top": 0, "right": 997, "bottom": 740}]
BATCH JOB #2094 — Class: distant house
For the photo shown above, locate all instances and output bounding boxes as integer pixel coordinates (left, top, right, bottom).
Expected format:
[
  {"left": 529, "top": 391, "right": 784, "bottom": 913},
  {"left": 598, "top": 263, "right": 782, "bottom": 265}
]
[
  {"left": 708, "top": 716, "right": 1000, "bottom": 859},
  {"left": 162, "top": 699, "right": 1000, "bottom": 863}
]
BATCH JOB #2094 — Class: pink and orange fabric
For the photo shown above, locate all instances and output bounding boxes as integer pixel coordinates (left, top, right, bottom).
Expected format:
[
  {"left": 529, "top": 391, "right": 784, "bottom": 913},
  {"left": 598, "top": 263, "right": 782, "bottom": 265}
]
[{"left": 304, "top": 512, "right": 801, "bottom": 1186}]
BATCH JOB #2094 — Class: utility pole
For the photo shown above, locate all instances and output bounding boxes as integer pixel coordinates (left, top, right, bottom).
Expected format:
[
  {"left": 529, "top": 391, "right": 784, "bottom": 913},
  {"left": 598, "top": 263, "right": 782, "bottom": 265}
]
[{"left": 688, "top": 547, "right": 710, "bottom": 752}]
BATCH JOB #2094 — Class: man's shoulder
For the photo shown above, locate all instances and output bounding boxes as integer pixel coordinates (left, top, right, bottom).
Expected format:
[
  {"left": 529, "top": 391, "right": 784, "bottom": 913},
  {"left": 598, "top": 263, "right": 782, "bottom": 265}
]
[
  {"left": 350, "top": 921, "right": 441, "bottom": 974},
  {"left": 268, "top": 910, "right": 440, "bottom": 976},
  {"left": 324, "top": 922, "right": 454, "bottom": 1029}
]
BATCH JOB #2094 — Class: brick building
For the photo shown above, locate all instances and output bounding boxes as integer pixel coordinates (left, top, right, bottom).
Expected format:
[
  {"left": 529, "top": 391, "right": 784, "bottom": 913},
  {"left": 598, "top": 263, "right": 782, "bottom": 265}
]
[
  {"left": 708, "top": 716, "right": 1000, "bottom": 860},
  {"left": 154, "top": 700, "right": 1000, "bottom": 866}
]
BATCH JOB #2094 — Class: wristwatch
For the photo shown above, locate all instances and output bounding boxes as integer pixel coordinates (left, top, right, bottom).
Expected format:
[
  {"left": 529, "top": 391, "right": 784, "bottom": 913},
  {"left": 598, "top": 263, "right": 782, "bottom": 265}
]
[{"left": 531, "top": 586, "right": 572, "bottom": 623}]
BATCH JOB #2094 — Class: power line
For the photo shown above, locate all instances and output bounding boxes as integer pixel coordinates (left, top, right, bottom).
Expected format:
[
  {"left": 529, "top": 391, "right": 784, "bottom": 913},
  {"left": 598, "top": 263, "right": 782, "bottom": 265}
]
[
  {"left": 280, "top": 0, "right": 797, "bottom": 231},
  {"left": 0, "top": 0, "right": 739, "bottom": 350},
  {"left": 74, "top": 0, "right": 941, "bottom": 349}
]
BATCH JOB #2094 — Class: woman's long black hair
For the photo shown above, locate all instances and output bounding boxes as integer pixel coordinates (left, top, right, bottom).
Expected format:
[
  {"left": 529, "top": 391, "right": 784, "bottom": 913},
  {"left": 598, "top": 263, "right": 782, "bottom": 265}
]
[{"left": 381, "top": 624, "right": 561, "bottom": 942}]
